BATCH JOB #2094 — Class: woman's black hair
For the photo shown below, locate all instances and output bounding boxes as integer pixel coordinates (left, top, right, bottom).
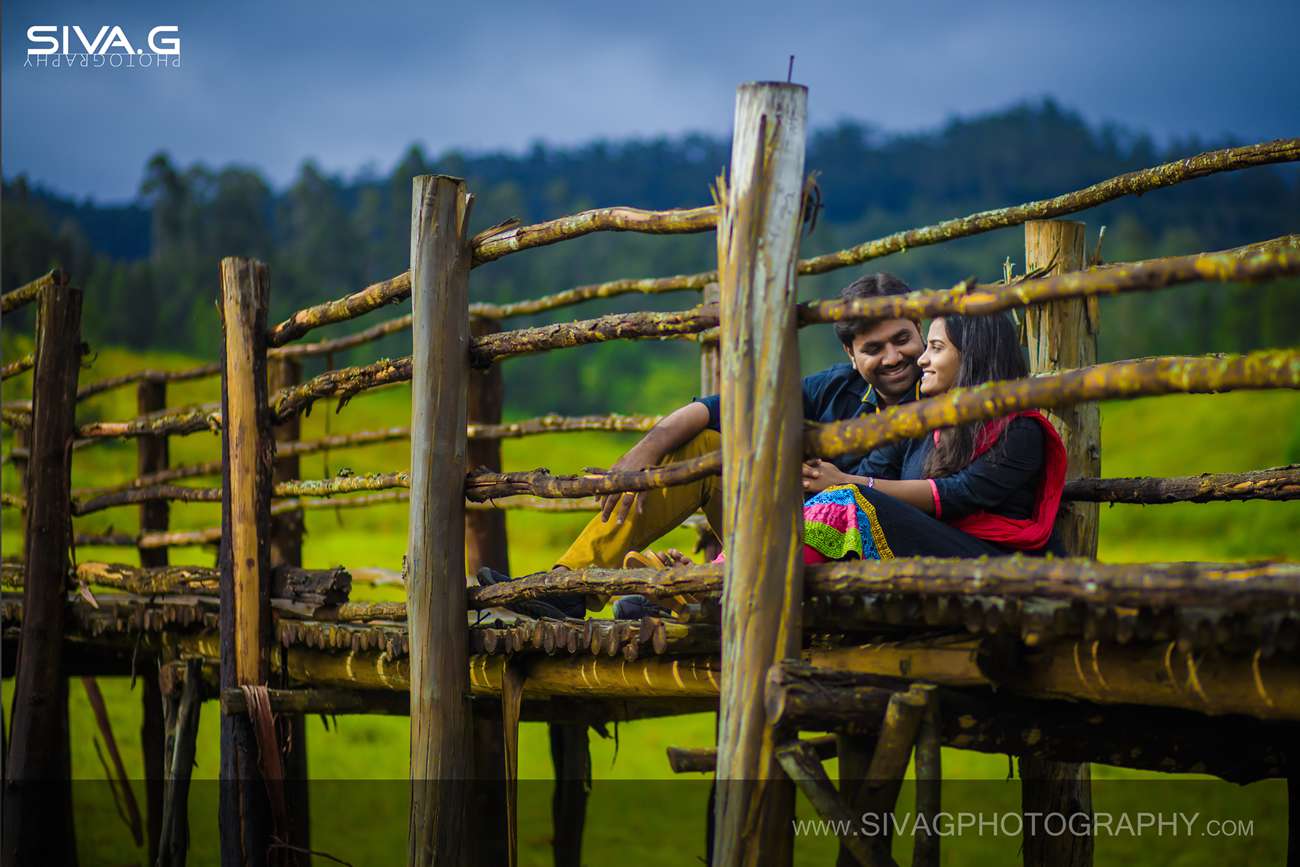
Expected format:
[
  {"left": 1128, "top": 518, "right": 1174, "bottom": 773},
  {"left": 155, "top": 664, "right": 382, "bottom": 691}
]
[{"left": 923, "top": 312, "right": 1028, "bottom": 478}]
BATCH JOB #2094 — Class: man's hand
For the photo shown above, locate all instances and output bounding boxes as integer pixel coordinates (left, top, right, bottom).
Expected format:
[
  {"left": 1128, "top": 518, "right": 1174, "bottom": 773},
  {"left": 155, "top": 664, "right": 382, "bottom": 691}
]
[
  {"left": 802, "top": 458, "right": 854, "bottom": 494},
  {"left": 597, "top": 440, "right": 664, "bottom": 524}
]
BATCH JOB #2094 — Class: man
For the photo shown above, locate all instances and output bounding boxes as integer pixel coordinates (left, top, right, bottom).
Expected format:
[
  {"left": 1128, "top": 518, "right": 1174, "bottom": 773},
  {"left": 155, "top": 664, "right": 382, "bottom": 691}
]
[{"left": 544, "top": 272, "right": 925, "bottom": 610}]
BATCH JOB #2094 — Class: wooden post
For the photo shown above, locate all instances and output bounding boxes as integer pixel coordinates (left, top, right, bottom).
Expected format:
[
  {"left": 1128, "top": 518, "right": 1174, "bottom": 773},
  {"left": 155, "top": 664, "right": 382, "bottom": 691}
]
[
  {"left": 697, "top": 282, "right": 723, "bottom": 561},
  {"left": 407, "top": 174, "right": 475, "bottom": 866},
  {"left": 549, "top": 722, "right": 591, "bottom": 867},
  {"left": 2, "top": 273, "right": 82, "bottom": 867},
  {"left": 137, "top": 379, "right": 169, "bottom": 864},
  {"left": 218, "top": 257, "right": 275, "bottom": 867},
  {"left": 1021, "top": 220, "right": 1095, "bottom": 867},
  {"left": 465, "top": 315, "right": 511, "bottom": 867},
  {"left": 268, "top": 356, "right": 311, "bottom": 855},
  {"left": 158, "top": 660, "right": 204, "bottom": 867},
  {"left": 713, "top": 81, "right": 807, "bottom": 867}
]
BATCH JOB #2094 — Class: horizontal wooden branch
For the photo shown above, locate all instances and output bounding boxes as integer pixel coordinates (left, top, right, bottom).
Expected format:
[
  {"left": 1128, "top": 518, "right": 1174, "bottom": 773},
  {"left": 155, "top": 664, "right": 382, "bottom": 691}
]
[
  {"left": 1, "top": 492, "right": 26, "bottom": 510},
  {"left": 1, "top": 354, "right": 35, "bottom": 381},
  {"left": 220, "top": 687, "right": 409, "bottom": 716},
  {"left": 274, "top": 472, "right": 408, "bottom": 498},
  {"left": 808, "top": 350, "right": 1300, "bottom": 459},
  {"left": 471, "top": 204, "right": 717, "bottom": 265},
  {"left": 805, "top": 557, "right": 1300, "bottom": 612},
  {"left": 268, "top": 271, "right": 412, "bottom": 347},
  {"left": 799, "top": 243, "right": 1300, "bottom": 326},
  {"left": 467, "top": 557, "right": 1300, "bottom": 614},
  {"left": 272, "top": 313, "right": 412, "bottom": 359},
  {"left": 469, "top": 275, "right": 711, "bottom": 320},
  {"left": 470, "top": 304, "right": 719, "bottom": 366},
  {"left": 76, "top": 502, "right": 298, "bottom": 548},
  {"left": 73, "top": 484, "right": 222, "bottom": 515},
  {"left": 271, "top": 356, "right": 412, "bottom": 422},
  {"left": 668, "top": 734, "right": 836, "bottom": 774},
  {"left": 764, "top": 661, "right": 1296, "bottom": 783},
  {"left": 469, "top": 564, "right": 723, "bottom": 608},
  {"left": 468, "top": 413, "right": 660, "bottom": 439},
  {"left": 798, "top": 138, "right": 1300, "bottom": 274},
  {"left": 77, "top": 402, "right": 222, "bottom": 439},
  {"left": 3, "top": 561, "right": 350, "bottom": 602},
  {"left": 1, "top": 270, "right": 61, "bottom": 314},
  {"left": 1, "top": 407, "right": 32, "bottom": 430},
  {"left": 1065, "top": 465, "right": 1300, "bottom": 503},
  {"left": 464, "top": 450, "right": 722, "bottom": 501},
  {"left": 76, "top": 363, "right": 223, "bottom": 401}
]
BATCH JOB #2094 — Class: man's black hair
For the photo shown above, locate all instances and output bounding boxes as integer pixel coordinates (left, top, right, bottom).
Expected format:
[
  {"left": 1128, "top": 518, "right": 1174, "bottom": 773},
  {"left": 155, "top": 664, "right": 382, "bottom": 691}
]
[{"left": 833, "top": 272, "right": 914, "bottom": 347}]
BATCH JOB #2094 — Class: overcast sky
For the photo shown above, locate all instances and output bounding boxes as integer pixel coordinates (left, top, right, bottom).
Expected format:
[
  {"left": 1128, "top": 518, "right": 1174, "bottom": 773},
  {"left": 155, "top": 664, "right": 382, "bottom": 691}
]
[{"left": 4, "top": 0, "right": 1297, "bottom": 203}]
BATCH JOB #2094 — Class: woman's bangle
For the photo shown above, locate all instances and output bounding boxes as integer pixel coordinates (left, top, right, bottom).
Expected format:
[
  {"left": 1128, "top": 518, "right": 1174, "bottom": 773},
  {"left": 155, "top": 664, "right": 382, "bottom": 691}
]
[{"left": 866, "top": 476, "right": 875, "bottom": 489}]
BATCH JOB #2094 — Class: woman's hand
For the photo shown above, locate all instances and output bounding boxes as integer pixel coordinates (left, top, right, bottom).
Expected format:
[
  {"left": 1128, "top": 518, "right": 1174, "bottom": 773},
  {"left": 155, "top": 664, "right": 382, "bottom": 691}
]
[{"left": 802, "top": 458, "right": 854, "bottom": 494}]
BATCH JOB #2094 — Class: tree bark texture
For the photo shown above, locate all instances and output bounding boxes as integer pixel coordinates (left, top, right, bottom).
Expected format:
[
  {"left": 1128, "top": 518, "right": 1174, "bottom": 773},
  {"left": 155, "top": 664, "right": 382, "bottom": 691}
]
[
  {"left": 2, "top": 273, "right": 81, "bottom": 867},
  {"left": 712, "top": 81, "right": 807, "bottom": 867},
  {"left": 406, "top": 174, "right": 475, "bottom": 867}
]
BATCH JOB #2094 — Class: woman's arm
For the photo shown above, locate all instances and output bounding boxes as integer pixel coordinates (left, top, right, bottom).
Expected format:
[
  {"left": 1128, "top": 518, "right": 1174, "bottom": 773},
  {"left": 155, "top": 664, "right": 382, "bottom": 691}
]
[
  {"left": 930, "top": 419, "right": 1045, "bottom": 519},
  {"left": 801, "top": 458, "right": 937, "bottom": 513}
]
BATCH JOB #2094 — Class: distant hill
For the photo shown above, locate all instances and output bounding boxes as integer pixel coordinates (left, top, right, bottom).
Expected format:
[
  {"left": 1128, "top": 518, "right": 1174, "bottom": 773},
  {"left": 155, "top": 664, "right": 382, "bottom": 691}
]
[{"left": 3, "top": 99, "right": 1296, "bottom": 413}]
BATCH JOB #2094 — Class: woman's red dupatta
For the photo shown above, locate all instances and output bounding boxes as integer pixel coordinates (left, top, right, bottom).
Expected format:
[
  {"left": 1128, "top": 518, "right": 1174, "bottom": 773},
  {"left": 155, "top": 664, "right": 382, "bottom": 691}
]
[{"left": 948, "top": 410, "right": 1067, "bottom": 551}]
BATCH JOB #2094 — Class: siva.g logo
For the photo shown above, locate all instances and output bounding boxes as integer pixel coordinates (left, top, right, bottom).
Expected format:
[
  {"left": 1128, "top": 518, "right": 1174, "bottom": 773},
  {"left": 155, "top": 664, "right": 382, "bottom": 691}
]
[{"left": 24, "top": 25, "right": 181, "bottom": 68}]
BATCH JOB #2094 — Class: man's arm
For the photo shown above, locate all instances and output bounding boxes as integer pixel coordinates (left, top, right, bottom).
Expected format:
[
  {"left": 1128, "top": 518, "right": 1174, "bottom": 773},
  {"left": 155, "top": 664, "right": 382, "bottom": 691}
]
[{"left": 599, "top": 401, "right": 711, "bottom": 523}]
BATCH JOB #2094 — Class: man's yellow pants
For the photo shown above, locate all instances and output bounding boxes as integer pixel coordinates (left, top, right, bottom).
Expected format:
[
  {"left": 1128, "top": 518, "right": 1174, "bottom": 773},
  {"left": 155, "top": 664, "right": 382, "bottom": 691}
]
[{"left": 555, "top": 429, "right": 723, "bottom": 570}]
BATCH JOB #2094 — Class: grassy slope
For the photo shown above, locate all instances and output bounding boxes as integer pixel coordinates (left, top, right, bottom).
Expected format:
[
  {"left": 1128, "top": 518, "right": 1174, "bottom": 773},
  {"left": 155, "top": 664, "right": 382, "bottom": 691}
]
[{"left": 2, "top": 346, "right": 1297, "bottom": 864}]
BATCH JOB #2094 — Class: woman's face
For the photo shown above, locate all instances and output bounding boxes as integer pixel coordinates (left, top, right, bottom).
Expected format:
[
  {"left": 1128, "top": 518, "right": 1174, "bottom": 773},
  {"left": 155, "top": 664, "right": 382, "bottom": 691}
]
[{"left": 918, "top": 318, "right": 960, "bottom": 396}]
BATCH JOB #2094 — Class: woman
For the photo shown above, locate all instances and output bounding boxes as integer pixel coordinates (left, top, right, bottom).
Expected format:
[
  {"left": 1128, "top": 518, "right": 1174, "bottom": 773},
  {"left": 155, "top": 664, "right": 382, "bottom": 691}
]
[{"left": 798, "top": 311, "right": 1066, "bottom": 560}]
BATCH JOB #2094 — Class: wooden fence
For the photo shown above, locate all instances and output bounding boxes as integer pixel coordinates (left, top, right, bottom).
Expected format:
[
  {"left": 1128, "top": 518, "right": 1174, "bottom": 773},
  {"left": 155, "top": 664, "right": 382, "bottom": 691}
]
[{"left": 2, "top": 82, "right": 1299, "bottom": 867}]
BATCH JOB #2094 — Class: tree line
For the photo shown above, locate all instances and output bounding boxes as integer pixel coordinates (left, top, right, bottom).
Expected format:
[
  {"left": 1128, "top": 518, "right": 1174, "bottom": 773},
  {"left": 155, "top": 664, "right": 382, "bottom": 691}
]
[{"left": 3, "top": 99, "right": 1296, "bottom": 415}]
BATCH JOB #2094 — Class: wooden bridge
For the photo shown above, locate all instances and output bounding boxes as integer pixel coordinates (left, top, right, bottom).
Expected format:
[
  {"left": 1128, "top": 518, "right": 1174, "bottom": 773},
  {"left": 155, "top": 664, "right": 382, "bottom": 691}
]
[{"left": 3, "top": 82, "right": 1300, "bottom": 866}]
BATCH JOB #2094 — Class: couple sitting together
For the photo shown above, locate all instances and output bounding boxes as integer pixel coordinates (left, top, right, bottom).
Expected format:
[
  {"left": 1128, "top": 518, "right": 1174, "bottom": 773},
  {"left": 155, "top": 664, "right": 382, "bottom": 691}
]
[{"left": 481, "top": 272, "right": 1066, "bottom": 620}]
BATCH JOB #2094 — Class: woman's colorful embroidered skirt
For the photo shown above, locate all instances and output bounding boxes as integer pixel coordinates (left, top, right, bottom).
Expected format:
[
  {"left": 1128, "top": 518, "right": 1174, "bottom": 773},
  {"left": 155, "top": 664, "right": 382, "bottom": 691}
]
[{"left": 802, "top": 484, "right": 895, "bottom": 562}]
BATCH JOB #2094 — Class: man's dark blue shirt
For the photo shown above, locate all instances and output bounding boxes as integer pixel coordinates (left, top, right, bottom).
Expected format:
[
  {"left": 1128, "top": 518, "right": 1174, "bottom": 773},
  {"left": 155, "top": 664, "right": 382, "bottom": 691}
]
[{"left": 693, "top": 362, "right": 920, "bottom": 472}]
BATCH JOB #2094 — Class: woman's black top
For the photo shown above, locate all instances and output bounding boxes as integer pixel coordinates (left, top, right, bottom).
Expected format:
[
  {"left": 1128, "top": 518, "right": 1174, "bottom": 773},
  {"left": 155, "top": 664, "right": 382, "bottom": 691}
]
[{"left": 854, "top": 418, "right": 1045, "bottom": 520}]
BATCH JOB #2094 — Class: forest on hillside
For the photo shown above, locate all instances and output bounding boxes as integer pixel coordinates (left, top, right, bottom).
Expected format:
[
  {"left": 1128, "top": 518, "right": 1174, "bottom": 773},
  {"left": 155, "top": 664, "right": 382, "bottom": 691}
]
[{"left": 3, "top": 99, "right": 1297, "bottom": 414}]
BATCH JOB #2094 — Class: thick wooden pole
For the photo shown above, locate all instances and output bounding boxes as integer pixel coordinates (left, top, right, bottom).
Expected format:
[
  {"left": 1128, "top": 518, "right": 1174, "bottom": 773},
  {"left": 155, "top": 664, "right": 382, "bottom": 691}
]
[
  {"left": 465, "top": 315, "right": 512, "bottom": 867},
  {"left": 698, "top": 282, "right": 723, "bottom": 561},
  {"left": 407, "top": 173, "right": 475, "bottom": 866},
  {"left": 713, "top": 81, "right": 807, "bottom": 867},
  {"left": 1021, "top": 220, "right": 1094, "bottom": 867},
  {"left": 218, "top": 257, "right": 274, "bottom": 867},
  {"left": 158, "top": 660, "right": 203, "bottom": 867},
  {"left": 137, "top": 379, "right": 169, "bottom": 864},
  {"left": 2, "top": 274, "right": 81, "bottom": 867},
  {"left": 268, "top": 357, "right": 311, "bottom": 855},
  {"left": 1023, "top": 220, "right": 1099, "bottom": 554}
]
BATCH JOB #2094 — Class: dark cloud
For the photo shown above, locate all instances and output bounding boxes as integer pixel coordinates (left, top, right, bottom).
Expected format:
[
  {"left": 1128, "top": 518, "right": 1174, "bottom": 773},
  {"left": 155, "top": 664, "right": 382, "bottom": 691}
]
[{"left": 4, "top": 0, "right": 1297, "bottom": 202}]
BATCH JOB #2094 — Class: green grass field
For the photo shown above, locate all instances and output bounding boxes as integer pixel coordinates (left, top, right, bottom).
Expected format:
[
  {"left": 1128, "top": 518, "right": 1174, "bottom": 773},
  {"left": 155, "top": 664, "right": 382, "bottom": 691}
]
[{"left": 3, "top": 343, "right": 1298, "bottom": 865}]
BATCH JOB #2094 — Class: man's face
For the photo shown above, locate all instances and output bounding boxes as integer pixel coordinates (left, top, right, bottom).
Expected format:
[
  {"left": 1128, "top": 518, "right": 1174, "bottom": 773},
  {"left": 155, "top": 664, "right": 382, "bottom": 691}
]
[{"left": 842, "top": 318, "right": 924, "bottom": 401}]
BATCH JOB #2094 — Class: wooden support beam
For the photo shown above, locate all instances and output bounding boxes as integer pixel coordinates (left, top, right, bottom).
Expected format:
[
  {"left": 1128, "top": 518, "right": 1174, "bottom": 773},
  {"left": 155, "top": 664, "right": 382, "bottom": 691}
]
[
  {"left": 136, "top": 379, "right": 169, "bottom": 864},
  {"left": 1021, "top": 219, "right": 1094, "bottom": 867},
  {"left": 221, "top": 687, "right": 409, "bottom": 715},
  {"left": 852, "top": 688, "right": 927, "bottom": 865},
  {"left": 696, "top": 282, "right": 723, "bottom": 560},
  {"left": 549, "top": 723, "right": 591, "bottom": 867},
  {"left": 217, "top": 256, "right": 275, "bottom": 867},
  {"left": 713, "top": 80, "right": 807, "bottom": 867},
  {"left": 465, "top": 314, "right": 512, "bottom": 867},
  {"left": 774, "top": 740, "right": 881, "bottom": 867},
  {"left": 910, "top": 685, "right": 942, "bottom": 867},
  {"left": 158, "top": 660, "right": 203, "bottom": 867},
  {"left": 267, "top": 356, "right": 311, "bottom": 858},
  {"left": 2, "top": 272, "right": 81, "bottom": 867},
  {"left": 668, "top": 734, "right": 837, "bottom": 774},
  {"left": 407, "top": 174, "right": 475, "bottom": 866}
]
